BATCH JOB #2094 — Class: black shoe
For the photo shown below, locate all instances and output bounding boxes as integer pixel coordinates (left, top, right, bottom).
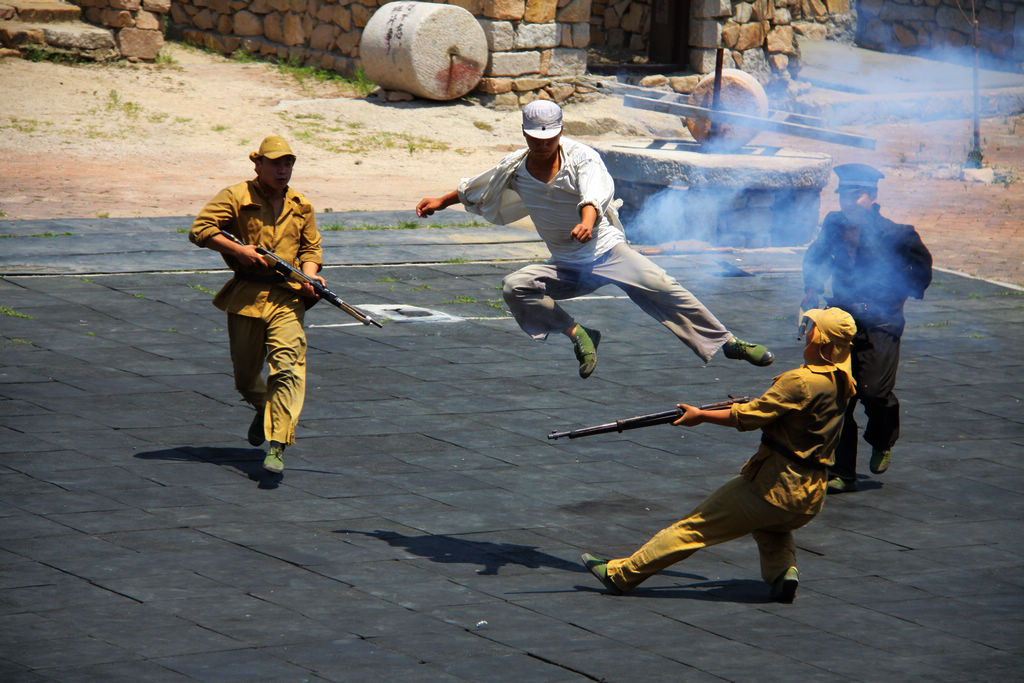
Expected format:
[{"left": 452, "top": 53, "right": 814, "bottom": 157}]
[
  {"left": 580, "top": 552, "right": 623, "bottom": 595},
  {"left": 826, "top": 476, "right": 857, "bottom": 494},
  {"left": 571, "top": 326, "right": 601, "bottom": 379},
  {"left": 722, "top": 337, "right": 774, "bottom": 367},
  {"left": 247, "top": 408, "right": 265, "bottom": 447},
  {"left": 770, "top": 566, "right": 799, "bottom": 603}
]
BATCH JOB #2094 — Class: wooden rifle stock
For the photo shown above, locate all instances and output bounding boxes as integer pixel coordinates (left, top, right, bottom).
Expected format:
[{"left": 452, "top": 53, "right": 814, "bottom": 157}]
[
  {"left": 547, "top": 397, "right": 750, "bottom": 440},
  {"left": 218, "top": 230, "right": 382, "bottom": 328}
]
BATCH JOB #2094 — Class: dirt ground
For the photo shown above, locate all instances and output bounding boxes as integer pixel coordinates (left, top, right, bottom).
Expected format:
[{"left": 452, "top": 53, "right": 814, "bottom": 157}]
[{"left": 1, "top": 42, "right": 1021, "bottom": 286}]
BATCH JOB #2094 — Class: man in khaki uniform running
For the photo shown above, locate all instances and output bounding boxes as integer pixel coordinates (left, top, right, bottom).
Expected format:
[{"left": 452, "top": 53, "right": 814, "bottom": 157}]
[
  {"left": 189, "top": 135, "right": 324, "bottom": 474},
  {"left": 582, "top": 307, "right": 857, "bottom": 603}
]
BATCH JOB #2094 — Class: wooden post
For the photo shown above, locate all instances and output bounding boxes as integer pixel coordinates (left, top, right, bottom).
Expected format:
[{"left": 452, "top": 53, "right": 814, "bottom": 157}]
[{"left": 710, "top": 47, "right": 724, "bottom": 138}]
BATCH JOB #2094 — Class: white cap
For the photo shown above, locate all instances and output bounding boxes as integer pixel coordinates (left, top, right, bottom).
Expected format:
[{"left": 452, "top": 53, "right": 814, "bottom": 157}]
[{"left": 522, "top": 100, "right": 562, "bottom": 139}]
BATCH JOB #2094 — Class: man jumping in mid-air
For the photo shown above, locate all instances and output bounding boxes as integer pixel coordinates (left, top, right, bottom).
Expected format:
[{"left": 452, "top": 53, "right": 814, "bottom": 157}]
[{"left": 416, "top": 100, "right": 773, "bottom": 378}]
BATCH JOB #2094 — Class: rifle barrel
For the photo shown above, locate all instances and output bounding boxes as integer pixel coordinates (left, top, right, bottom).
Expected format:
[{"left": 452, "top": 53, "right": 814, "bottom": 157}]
[{"left": 547, "top": 398, "right": 749, "bottom": 440}]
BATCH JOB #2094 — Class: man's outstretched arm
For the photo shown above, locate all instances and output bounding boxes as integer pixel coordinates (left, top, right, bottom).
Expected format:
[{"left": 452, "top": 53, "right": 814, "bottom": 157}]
[{"left": 416, "top": 190, "right": 461, "bottom": 217}]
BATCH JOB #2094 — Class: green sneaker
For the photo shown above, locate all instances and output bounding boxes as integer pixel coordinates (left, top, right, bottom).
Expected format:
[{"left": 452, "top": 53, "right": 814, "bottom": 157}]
[
  {"left": 722, "top": 337, "right": 774, "bottom": 367},
  {"left": 580, "top": 552, "right": 623, "bottom": 595},
  {"left": 826, "top": 476, "right": 857, "bottom": 494},
  {"left": 870, "top": 448, "right": 891, "bottom": 474},
  {"left": 247, "top": 407, "right": 265, "bottom": 447},
  {"left": 770, "top": 566, "right": 799, "bottom": 603},
  {"left": 571, "top": 325, "right": 601, "bottom": 379},
  {"left": 263, "top": 443, "right": 285, "bottom": 473}
]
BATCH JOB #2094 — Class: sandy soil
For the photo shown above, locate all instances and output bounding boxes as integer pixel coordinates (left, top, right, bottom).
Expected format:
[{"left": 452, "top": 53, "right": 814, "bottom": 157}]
[{"left": 1, "top": 42, "right": 1021, "bottom": 285}]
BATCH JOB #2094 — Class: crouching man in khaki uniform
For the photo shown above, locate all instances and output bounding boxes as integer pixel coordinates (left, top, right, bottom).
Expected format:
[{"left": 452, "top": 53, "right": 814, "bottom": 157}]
[
  {"left": 189, "top": 135, "right": 324, "bottom": 474},
  {"left": 582, "top": 307, "right": 857, "bottom": 603}
]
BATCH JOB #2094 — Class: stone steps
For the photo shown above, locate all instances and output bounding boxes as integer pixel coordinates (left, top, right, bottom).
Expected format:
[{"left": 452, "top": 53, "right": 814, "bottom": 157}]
[{"left": 0, "top": 0, "right": 118, "bottom": 60}]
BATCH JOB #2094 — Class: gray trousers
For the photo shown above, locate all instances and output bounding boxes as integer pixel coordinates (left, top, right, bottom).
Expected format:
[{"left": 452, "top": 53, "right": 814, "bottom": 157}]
[{"left": 502, "top": 243, "right": 732, "bottom": 363}]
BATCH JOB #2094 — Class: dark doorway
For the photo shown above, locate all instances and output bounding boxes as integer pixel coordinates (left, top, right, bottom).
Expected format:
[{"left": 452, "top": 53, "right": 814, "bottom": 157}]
[{"left": 649, "top": 0, "right": 691, "bottom": 67}]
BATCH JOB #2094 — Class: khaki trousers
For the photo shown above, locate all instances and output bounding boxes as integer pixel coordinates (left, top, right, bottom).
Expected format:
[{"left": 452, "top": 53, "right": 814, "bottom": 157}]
[
  {"left": 501, "top": 244, "right": 732, "bottom": 363},
  {"left": 606, "top": 476, "right": 816, "bottom": 592},
  {"left": 227, "top": 295, "right": 307, "bottom": 446}
]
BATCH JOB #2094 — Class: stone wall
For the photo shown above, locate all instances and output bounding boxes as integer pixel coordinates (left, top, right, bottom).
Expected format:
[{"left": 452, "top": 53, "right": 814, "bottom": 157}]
[
  {"left": 590, "top": 0, "right": 855, "bottom": 80},
  {"left": 74, "top": 0, "right": 169, "bottom": 59},
  {"left": 472, "top": 0, "right": 594, "bottom": 106},
  {"left": 856, "top": 0, "right": 1024, "bottom": 73},
  {"left": 588, "top": 0, "right": 650, "bottom": 52},
  {"left": 166, "top": 0, "right": 592, "bottom": 103}
]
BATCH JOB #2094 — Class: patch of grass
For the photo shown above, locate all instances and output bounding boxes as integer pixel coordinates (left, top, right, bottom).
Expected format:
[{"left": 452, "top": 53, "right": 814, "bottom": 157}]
[
  {"left": 1, "top": 306, "right": 34, "bottom": 319},
  {"left": 96, "top": 212, "right": 110, "bottom": 218},
  {"left": 9, "top": 338, "right": 34, "bottom": 345},
  {"left": 134, "top": 293, "right": 146, "bottom": 299},
  {"left": 189, "top": 283, "right": 217, "bottom": 295},
  {"left": 273, "top": 55, "right": 377, "bottom": 96},
  {"left": 376, "top": 277, "right": 400, "bottom": 282},
  {"left": 0, "top": 232, "right": 73, "bottom": 238},
  {"left": 21, "top": 45, "right": 83, "bottom": 64},
  {"left": 147, "top": 112, "right": 169, "bottom": 123},
  {"left": 995, "top": 291, "right": 1022, "bottom": 296},
  {"left": 155, "top": 49, "right": 178, "bottom": 66},
  {"left": 176, "top": 228, "right": 188, "bottom": 233},
  {"left": 277, "top": 110, "right": 447, "bottom": 155},
  {"left": 229, "top": 48, "right": 259, "bottom": 63},
  {"left": 413, "top": 284, "right": 431, "bottom": 291},
  {"left": 211, "top": 124, "right": 229, "bottom": 132},
  {"left": 174, "top": 116, "right": 192, "bottom": 124},
  {"left": 321, "top": 220, "right": 486, "bottom": 231},
  {"left": 916, "top": 320, "right": 951, "bottom": 328},
  {"left": 444, "top": 258, "right": 469, "bottom": 264},
  {"left": 967, "top": 334, "right": 984, "bottom": 339},
  {"left": 445, "top": 295, "right": 476, "bottom": 303},
  {"left": 473, "top": 120, "right": 494, "bottom": 131},
  {"left": 86, "top": 331, "right": 96, "bottom": 337},
  {"left": 80, "top": 277, "right": 93, "bottom": 283},
  {"left": 485, "top": 299, "right": 506, "bottom": 311},
  {"left": 4, "top": 117, "right": 39, "bottom": 133},
  {"left": 106, "top": 90, "right": 141, "bottom": 118}
]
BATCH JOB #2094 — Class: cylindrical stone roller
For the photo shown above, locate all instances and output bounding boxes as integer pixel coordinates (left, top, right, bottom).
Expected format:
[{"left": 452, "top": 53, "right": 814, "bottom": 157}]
[
  {"left": 360, "top": 1, "right": 488, "bottom": 101},
  {"left": 685, "top": 68, "right": 769, "bottom": 151}
]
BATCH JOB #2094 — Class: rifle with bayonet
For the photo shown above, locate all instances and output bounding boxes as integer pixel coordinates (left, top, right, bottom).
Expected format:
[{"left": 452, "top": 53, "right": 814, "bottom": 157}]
[
  {"left": 218, "top": 229, "right": 383, "bottom": 328},
  {"left": 547, "top": 396, "right": 750, "bottom": 440}
]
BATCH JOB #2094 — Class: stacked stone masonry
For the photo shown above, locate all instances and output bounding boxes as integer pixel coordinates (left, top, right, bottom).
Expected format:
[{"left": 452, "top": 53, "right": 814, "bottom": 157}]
[
  {"left": 73, "top": 0, "right": 169, "bottom": 59},
  {"left": 165, "top": 0, "right": 591, "bottom": 103},
  {"left": 590, "top": 0, "right": 855, "bottom": 81},
  {"left": 588, "top": 0, "right": 650, "bottom": 53},
  {"left": 857, "top": 0, "right": 1023, "bottom": 73}
]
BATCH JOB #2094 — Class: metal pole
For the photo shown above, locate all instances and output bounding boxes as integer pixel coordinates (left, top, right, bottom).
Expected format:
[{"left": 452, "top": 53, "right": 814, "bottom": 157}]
[{"left": 966, "top": 5, "right": 983, "bottom": 168}]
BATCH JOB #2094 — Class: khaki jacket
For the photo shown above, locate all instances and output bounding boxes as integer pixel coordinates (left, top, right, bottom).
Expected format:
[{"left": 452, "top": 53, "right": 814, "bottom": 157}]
[
  {"left": 732, "top": 365, "right": 850, "bottom": 514},
  {"left": 189, "top": 180, "right": 322, "bottom": 316}
]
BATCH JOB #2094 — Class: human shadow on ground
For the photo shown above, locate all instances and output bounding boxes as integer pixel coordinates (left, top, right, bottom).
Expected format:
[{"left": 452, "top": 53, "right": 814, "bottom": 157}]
[
  {"left": 574, "top": 577, "right": 772, "bottom": 603},
  {"left": 335, "top": 528, "right": 585, "bottom": 576},
  {"left": 135, "top": 446, "right": 282, "bottom": 489}
]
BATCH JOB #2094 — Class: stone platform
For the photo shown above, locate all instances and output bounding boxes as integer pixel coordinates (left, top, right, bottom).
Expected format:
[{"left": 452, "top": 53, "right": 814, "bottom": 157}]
[{"left": 594, "top": 140, "right": 832, "bottom": 248}]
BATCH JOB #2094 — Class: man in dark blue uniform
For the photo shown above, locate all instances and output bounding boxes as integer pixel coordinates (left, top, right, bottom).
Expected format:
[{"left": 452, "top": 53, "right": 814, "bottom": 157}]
[{"left": 801, "top": 164, "right": 932, "bottom": 493}]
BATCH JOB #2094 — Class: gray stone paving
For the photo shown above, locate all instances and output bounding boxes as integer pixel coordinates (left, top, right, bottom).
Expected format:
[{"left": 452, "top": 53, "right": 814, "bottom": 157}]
[{"left": 0, "top": 214, "right": 1022, "bottom": 681}]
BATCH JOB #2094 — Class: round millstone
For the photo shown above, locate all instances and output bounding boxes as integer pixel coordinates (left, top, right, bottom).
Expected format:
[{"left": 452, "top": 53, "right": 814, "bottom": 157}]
[{"left": 360, "top": 1, "right": 488, "bottom": 101}]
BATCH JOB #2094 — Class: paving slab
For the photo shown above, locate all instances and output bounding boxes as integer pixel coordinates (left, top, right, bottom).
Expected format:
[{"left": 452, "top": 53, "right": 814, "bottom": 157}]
[{"left": 0, "top": 216, "right": 1022, "bottom": 681}]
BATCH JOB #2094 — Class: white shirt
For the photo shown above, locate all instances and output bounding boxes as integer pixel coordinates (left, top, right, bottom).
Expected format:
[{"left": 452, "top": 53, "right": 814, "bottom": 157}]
[{"left": 457, "top": 137, "right": 625, "bottom": 266}]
